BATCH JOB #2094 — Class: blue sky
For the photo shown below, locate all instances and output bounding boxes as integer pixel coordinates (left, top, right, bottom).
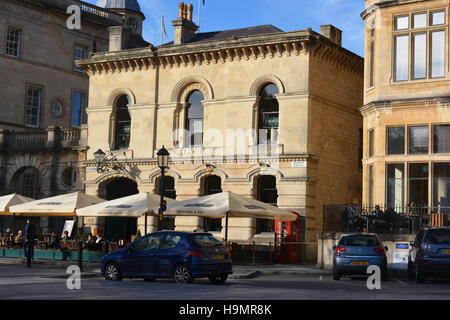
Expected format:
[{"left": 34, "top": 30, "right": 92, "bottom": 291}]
[{"left": 85, "top": 0, "right": 365, "bottom": 57}]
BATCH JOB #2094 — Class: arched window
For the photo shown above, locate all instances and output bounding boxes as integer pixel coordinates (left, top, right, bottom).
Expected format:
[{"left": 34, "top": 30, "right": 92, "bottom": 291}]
[
  {"left": 258, "top": 84, "right": 279, "bottom": 144},
  {"left": 256, "top": 175, "right": 278, "bottom": 233},
  {"left": 114, "top": 95, "right": 131, "bottom": 150},
  {"left": 203, "top": 175, "right": 222, "bottom": 232},
  {"left": 185, "top": 90, "right": 204, "bottom": 147}
]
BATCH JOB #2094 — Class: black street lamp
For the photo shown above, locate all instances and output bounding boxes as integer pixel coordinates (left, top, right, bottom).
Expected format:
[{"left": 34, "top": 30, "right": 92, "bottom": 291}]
[
  {"left": 94, "top": 149, "right": 126, "bottom": 173},
  {"left": 157, "top": 146, "right": 170, "bottom": 231}
]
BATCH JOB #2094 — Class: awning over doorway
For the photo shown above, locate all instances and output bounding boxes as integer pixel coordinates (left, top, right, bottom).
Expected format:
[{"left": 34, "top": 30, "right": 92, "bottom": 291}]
[
  {"left": 9, "top": 192, "right": 104, "bottom": 216},
  {"left": 158, "top": 191, "right": 298, "bottom": 221},
  {"left": 0, "top": 194, "right": 35, "bottom": 215},
  {"left": 76, "top": 193, "right": 176, "bottom": 217}
]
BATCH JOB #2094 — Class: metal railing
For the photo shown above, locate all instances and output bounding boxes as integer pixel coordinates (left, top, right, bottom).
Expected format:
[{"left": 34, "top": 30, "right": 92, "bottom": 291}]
[{"left": 323, "top": 204, "right": 450, "bottom": 235}]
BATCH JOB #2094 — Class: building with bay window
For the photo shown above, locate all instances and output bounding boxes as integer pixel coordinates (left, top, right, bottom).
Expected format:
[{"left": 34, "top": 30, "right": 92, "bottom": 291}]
[
  {"left": 361, "top": 0, "right": 450, "bottom": 211},
  {"left": 77, "top": 1, "right": 364, "bottom": 261}
]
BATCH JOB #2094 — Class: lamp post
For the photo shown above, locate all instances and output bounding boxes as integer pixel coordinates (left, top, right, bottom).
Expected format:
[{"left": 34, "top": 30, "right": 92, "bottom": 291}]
[
  {"left": 93, "top": 149, "right": 126, "bottom": 173},
  {"left": 157, "top": 146, "right": 170, "bottom": 231}
]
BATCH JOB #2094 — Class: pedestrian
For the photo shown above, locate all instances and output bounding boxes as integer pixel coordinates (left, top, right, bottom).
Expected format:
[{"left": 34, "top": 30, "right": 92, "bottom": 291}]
[{"left": 24, "top": 219, "right": 35, "bottom": 267}]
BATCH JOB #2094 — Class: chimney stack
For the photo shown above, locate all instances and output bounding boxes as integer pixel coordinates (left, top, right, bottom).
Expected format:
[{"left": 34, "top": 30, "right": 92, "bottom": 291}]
[
  {"left": 173, "top": 2, "right": 198, "bottom": 45},
  {"left": 320, "top": 25, "right": 342, "bottom": 46}
]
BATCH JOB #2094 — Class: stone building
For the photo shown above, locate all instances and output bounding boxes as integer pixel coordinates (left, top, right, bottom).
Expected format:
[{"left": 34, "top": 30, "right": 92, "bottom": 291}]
[
  {"left": 361, "top": 0, "right": 450, "bottom": 210},
  {"left": 0, "top": 0, "right": 146, "bottom": 234},
  {"left": 78, "top": 1, "right": 363, "bottom": 261}
]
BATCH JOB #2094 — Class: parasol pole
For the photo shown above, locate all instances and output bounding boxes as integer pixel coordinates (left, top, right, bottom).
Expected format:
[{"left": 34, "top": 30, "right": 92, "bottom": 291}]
[
  {"left": 144, "top": 211, "right": 148, "bottom": 235},
  {"left": 225, "top": 211, "right": 229, "bottom": 245}
]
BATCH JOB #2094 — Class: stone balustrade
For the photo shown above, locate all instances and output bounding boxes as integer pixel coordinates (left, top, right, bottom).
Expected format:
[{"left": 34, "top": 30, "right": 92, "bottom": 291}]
[{"left": 0, "top": 126, "right": 87, "bottom": 152}]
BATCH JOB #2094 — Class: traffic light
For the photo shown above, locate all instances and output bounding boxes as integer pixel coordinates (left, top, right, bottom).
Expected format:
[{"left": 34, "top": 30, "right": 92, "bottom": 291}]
[{"left": 161, "top": 200, "right": 167, "bottom": 212}]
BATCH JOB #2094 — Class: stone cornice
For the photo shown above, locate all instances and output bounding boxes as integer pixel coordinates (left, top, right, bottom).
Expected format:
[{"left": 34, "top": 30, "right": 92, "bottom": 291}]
[
  {"left": 361, "top": 0, "right": 433, "bottom": 19},
  {"left": 360, "top": 95, "right": 450, "bottom": 114},
  {"left": 76, "top": 29, "right": 363, "bottom": 76}
]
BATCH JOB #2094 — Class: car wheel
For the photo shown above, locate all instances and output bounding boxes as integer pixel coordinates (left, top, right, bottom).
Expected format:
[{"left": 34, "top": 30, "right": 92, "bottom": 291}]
[
  {"left": 416, "top": 265, "right": 425, "bottom": 284},
  {"left": 104, "top": 262, "right": 122, "bottom": 281},
  {"left": 333, "top": 268, "right": 341, "bottom": 281},
  {"left": 208, "top": 274, "right": 228, "bottom": 285},
  {"left": 143, "top": 277, "right": 156, "bottom": 282},
  {"left": 407, "top": 261, "right": 416, "bottom": 281},
  {"left": 173, "top": 264, "right": 193, "bottom": 284}
]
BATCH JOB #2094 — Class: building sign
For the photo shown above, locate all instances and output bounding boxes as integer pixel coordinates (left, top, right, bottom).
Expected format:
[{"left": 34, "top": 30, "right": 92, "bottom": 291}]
[
  {"left": 396, "top": 243, "right": 410, "bottom": 250},
  {"left": 291, "top": 161, "right": 307, "bottom": 168}
]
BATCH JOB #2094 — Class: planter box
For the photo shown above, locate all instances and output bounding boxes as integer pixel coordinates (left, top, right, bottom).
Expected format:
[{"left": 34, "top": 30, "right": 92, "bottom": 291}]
[{"left": 4, "top": 249, "right": 23, "bottom": 258}]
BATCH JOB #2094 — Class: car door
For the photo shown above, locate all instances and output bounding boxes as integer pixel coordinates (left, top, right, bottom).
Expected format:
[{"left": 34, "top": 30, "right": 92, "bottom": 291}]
[
  {"left": 119, "top": 237, "right": 150, "bottom": 277},
  {"left": 135, "top": 233, "right": 165, "bottom": 277},
  {"left": 155, "top": 234, "right": 183, "bottom": 277}
]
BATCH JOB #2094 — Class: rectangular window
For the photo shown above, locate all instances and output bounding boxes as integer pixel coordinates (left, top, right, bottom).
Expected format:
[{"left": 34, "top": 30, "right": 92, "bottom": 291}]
[
  {"left": 25, "top": 86, "right": 41, "bottom": 127},
  {"left": 409, "top": 163, "right": 429, "bottom": 206},
  {"left": 434, "top": 125, "right": 450, "bottom": 154},
  {"left": 6, "top": 27, "right": 21, "bottom": 57},
  {"left": 413, "top": 33, "right": 427, "bottom": 79},
  {"left": 430, "top": 31, "right": 445, "bottom": 78},
  {"left": 433, "top": 163, "right": 450, "bottom": 208},
  {"left": 387, "top": 126, "right": 405, "bottom": 155},
  {"left": 395, "top": 35, "right": 410, "bottom": 81},
  {"left": 369, "top": 129, "right": 374, "bottom": 158},
  {"left": 431, "top": 11, "right": 446, "bottom": 26},
  {"left": 72, "top": 91, "right": 85, "bottom": 127},
  {"left": 413, "top": 13, "right": 427, "bottom": 29},
  {"left": 387, "top": 163, "right": 404, "bottom": 207},
  {"left": 368, "top": 165, "right": 374, "bottom": 207},
  {"left": 369, "top": 42, "right": 375, "bottom": 87},
  {"left": 395, "top": 16, "right": 410, "bottom": 30},
  {"left": 409, "top": 126, "right": 429, "bottom": 154},
  {"left": 74, "top": 46, "right": 87, "bottom": 72}
]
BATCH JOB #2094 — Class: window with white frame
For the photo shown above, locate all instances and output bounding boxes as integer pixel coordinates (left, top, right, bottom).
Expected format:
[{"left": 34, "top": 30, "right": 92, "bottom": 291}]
[
  {"left": 25, "top": 86, "right": 42, "bottom": 127},
  {"left": 393, "top": 10, "right": 447, "bottom": 82},
  {"left": 6, "top": 27, "right": 21, "bottom": 57}
]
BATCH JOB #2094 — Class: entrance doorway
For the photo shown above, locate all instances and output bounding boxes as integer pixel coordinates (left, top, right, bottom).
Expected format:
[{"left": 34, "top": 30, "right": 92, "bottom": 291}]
[
  {"left": 103, "top": 178, "right": 139, "bottom": 242},
  {"left": 202, "top": 175, "right": 222, "bottom": 232}
]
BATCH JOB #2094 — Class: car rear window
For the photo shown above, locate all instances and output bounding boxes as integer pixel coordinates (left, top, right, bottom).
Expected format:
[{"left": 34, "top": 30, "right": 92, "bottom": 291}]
[
  {"left": 424, "top": 229, "right": 450, "bottom": 245},
  {"left": 339, "top": 235, "right": 381, "bottom": 247},
  {"left": 190, "top": 234, "right": 224, "bottom": 248}
]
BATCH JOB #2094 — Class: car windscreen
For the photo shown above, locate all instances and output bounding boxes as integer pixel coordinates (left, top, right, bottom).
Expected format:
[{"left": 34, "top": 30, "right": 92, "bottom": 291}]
[
  {"left": 190, "top": 234, "right": 224, "bottom": 248},
  {"left": 424, "top": 229, "right": 450, "bottom": 245},
  {"left": 339, "top": 235, "right": 380, "bottom": 247}
]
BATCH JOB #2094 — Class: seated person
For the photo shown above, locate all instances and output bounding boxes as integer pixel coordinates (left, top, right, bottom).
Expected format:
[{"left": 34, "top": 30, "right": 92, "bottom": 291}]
[
  {"left": 95, "top": 233, "right": 105, "bottom": 251},
  {"left": 15, "top": 231, "right": 24, "bottom": 247},
  {"left": 83, "top": 233, "right": 97, "bottom": 251},
  {"left": 45, "top": 232, "right": 60, "bottom": 249},
  {"left": 61, "top": 231, "right": 71, "bottom": 242},
  {"left": 6, "top": 232, "right": 15, "bottom": 248}
]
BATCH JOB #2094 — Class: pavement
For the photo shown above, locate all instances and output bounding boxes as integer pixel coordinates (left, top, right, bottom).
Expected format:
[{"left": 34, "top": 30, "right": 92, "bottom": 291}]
[{"left": 0, "top": 257, "right": 328, "bottom": 279}]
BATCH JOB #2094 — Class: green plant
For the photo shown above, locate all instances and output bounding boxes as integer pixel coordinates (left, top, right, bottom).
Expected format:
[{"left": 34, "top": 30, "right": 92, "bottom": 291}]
[{"left": 135, "top": 229, "right": 142, "bottom": 239}]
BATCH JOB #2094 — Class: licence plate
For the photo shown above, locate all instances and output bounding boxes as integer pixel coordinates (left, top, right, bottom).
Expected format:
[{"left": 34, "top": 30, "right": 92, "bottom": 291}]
[
  {"left": 351, "top": 261, "right": 369, "bottom": 266},
  {"left": 212, "top": 255, "right": 224, "bottom": 260},
  {"left": 443, "top": 249, "right": 450, "bottom": 255}
]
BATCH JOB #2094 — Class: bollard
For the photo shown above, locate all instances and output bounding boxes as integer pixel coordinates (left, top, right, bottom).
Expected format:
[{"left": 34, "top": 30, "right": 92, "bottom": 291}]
[
  {"left": 269, "top": 242, "right": 272, "bottom": 264},
  {"left": 252, "top": 241, "right": 255, "bottom": 265},
  {"left": 26, "top": 240, "right": 32, "bottom": 267},
  {"left": 78, "top": 241, "right": 83, "bottom": 272}
]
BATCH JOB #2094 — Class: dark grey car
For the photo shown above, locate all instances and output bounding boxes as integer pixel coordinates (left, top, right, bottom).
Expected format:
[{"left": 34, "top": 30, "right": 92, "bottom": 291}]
[{"left": 408, "top": 228, "right": 450, "bottom": 283}]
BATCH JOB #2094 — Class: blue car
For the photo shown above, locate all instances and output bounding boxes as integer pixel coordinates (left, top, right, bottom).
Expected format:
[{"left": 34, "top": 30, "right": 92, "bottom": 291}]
[
  {"left": 333, "top": 233, "right": 388, "bottom": 281},
  {"left": 101, "top": 231, "right": 233, "bottom": 284},
  {"left": 408, "top": 228, "right": 450, "bottom": 283}
]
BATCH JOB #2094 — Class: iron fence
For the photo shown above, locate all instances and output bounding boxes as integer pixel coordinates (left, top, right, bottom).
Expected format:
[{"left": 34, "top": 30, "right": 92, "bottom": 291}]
[{"left": 323, "top": 204, "right": 450, "bottom": 235}]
